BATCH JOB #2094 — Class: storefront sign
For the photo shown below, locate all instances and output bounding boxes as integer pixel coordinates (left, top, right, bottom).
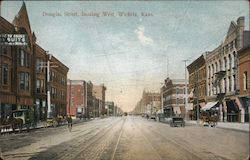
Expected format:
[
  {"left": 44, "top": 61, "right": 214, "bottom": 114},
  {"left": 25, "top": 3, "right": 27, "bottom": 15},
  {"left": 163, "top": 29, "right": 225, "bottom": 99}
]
[{"left": 0, "top": 34, "right": 27, "bottom": 45}]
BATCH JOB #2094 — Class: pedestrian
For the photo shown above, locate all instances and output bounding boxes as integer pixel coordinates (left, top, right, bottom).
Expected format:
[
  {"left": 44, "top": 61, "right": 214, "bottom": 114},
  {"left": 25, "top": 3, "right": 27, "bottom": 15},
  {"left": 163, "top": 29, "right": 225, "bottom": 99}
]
[{"left": 67, "top": 115, "right": 72, "bottom": 132}]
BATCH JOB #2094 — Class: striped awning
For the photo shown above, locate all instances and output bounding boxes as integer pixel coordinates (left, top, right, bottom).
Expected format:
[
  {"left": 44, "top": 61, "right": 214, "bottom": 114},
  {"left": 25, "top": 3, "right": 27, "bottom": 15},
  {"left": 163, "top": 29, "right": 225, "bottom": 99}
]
[{"left": 201, "top": 101, "right": 218, "bottom": 111}]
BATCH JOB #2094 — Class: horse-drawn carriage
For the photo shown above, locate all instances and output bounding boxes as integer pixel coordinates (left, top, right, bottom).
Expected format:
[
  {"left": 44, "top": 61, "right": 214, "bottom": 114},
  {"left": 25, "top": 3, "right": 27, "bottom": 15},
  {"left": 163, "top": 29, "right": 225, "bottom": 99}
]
[
  {"left": 0, "top": 109, "right": 30, "bottom": 134},
  {"left": 200, "top": 112, "right": 219, "bottom": 127}
]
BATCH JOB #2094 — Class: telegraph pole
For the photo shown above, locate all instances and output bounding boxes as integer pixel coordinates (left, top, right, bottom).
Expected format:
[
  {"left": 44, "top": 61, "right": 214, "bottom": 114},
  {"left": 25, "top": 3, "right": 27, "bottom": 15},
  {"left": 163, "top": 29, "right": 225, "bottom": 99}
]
[
  {"left": 196, "top": 64, "right": 200, "bottom": 123},
  {"left": 39, "top": 52, "right": 57, "bottom": 119},
  {"left": 47, "top": 53, "right": 52, "bottom": 119}
]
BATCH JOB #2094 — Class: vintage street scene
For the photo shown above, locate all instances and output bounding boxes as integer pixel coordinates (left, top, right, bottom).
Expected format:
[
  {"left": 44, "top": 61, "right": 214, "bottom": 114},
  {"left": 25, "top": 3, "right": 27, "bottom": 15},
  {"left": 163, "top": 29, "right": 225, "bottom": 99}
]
[{"left": 0, "top": 1, "right": 249, "bottom": 160}]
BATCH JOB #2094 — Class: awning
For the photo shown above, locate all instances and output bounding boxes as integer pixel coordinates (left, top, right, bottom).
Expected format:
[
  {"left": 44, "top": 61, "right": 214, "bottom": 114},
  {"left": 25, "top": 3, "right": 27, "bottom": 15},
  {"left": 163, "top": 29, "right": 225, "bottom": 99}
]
[{"left": 201, "top": 101, "right": 218, "bottom": 111}]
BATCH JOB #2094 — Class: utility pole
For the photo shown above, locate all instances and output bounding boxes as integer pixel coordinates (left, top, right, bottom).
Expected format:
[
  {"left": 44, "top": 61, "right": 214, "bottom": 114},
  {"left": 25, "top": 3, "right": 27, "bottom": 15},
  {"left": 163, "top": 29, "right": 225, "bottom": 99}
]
[
  {"left": 47, "top": 53, "right": 52, "bottom": 119},
  {"left": 196, "top": 64, "right": 200, "bottom": 123},
  {"left": 38, "top": 52, "right": 57, "bottom": 120},
  {"left": 183, "top": 59, "right": 189, "bottom": 119},
  {"left": 161, "top": 87, "right": 164, "bottom": 113},
  {"left": 85, "top": 81, "right": 88, "bottom": 119}
]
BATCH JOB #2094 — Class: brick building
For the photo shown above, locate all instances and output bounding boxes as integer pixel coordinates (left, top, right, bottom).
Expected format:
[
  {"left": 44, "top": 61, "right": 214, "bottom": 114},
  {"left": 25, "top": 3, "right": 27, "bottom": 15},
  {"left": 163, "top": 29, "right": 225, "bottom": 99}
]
[
  {"left": 238, "top": 44, "right": 250, "bottom": 122},
  {"left": 162, "top": 77, "right": 190, "bottom": 118},
  {"left": 205, "top": 17, "right": 249, "bottom": 122},
  {"left": 187, "top": 54, "right": 207, "bottom": 120},
  {"left": 93, "top": 84, "right": 106, "bottom": 115},
  {"left": 0, "top": 2, "right": 69, "bottom": 122},
  {"left": 133, "top": 91, "right": 160, "bottom": 115},
  {"left": 67, "top": 80, "right": 96, "bottom": 118}
]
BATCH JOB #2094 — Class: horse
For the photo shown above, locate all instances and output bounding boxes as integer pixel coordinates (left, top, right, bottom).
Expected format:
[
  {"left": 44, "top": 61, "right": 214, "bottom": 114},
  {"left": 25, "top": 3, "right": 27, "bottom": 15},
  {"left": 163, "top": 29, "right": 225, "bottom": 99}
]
[{"left": 209, "top": 115, "right": 218, "bottom": 127}]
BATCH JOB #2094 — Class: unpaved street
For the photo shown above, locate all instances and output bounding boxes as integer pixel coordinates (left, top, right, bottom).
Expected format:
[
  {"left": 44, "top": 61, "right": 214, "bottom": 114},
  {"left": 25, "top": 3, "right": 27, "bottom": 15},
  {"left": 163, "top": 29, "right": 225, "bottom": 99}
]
[{"left": 0, "top": 116, "right": 249, "bottom": 160}]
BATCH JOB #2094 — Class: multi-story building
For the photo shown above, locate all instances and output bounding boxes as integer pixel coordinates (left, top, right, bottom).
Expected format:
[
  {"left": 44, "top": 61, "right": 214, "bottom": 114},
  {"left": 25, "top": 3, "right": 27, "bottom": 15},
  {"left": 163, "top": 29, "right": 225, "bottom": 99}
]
[
  {"left": 238, "top": 44, "right": 250, "bottom": 122},
  {"left": 0, "top": 3, "right": 35, "bottom": 119},
  {"left": 67, "top": 80, "right": 86, "bottom": 118},
  {"left": 142, "top": 90, "right": 161, "bottom": 115},
  {"left": 0, "top": 2, "right": 69, "bottom": 122},
  {"left": 34, "top": 44, "right": 47, "bottom": 121},
  {"left": 162, "top": 77, "right": 190, "bottom": 118},
  {"left": 105, "top": 101, "right": 114, "bottom": 116},
  {"left": 48, "top": 56, "right": 68, "bottom": 118},
  {"left": 187, "top": 54, "right": 207, "bottom": 120},
  {"left": 93, "top": 84, "right": 106, "bottom": 115},
  {"left": 206, "top": 17, "right": 249, "bottom": 122}
]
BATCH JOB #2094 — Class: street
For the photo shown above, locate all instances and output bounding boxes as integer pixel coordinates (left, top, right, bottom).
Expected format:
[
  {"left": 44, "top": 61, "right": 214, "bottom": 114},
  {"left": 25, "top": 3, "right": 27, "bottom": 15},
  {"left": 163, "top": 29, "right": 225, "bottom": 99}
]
[{"left": 0, "top": 116, "right": 249, "bottom": 160}]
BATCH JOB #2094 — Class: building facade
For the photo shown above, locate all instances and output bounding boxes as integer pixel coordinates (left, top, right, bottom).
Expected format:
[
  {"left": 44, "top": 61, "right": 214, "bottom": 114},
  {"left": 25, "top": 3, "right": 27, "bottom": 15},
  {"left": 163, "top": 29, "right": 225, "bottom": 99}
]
[
  {"left": 206, "top": 17, "right": 249, "bottom": 122},
  {"left": 238, "top": 44, "right": 250, "bottom": 122},
  {"left": 162, "top": 78, "right": 188, "bottom": 118},
  {"left": 187, "top": 54, "right": 207, "bottom": 120},
  {"left": 93, "top": 84, "right": 106, "bottom": 115},
  {"left": 0, "top": 2, "right": 69, "bottom": 122}
]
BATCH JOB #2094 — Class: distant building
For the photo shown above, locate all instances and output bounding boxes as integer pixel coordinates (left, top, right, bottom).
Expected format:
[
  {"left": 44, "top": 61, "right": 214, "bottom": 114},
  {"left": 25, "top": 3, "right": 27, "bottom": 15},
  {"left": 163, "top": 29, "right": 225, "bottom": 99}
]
[
  {"left": 134, "top": 90, "right": 160, "bottom": 115},
  {"left": 162, "top": 77, "right": 191, "bottom": 118},
  {"left": 67, "top": 80, "right": 94, "bottom": 118},
  {"left": 93, "top": 84, "right": 106, "bottom": 115},
  {"left": 105, "top": 101, "right": 114, "bottom": 116}
]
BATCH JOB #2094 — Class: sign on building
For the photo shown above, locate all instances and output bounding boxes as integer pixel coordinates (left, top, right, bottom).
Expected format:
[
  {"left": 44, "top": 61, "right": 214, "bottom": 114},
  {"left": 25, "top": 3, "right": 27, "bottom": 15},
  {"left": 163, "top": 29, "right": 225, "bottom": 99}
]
[{"left": 0, "top": 34, "right": 28, "bottom": 45}]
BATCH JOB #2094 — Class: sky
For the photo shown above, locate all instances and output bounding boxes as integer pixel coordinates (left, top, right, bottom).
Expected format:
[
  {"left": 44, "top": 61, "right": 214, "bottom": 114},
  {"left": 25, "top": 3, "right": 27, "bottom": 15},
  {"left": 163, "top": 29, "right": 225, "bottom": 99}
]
[{"left": 1, "top": 0, "right": 249, "bottom": 112}]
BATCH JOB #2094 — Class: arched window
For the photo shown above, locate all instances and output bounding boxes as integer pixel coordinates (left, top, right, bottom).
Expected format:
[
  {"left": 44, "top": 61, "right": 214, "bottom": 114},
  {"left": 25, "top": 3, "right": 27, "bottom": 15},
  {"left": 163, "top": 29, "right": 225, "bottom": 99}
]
[
  {"left": 215, "top": 62, "right": 218, "bottom": 73},
  {"left": 208, "top": 66, "right": 211, "bottom": 78},
  {"left": 228, "top": 54, "right": 232, "bottom": 70},
  {"left": 224, "top": 57, "right": 227, "bottom": 70},
  {"left": 233, "top": 51, "right": 236, "bottom": 68},
  {"left": 219, "top": 59, "right": 222, "bottom": 71},
  {"left": 212, "top": 64, "right": 214, "bottom": 76}
]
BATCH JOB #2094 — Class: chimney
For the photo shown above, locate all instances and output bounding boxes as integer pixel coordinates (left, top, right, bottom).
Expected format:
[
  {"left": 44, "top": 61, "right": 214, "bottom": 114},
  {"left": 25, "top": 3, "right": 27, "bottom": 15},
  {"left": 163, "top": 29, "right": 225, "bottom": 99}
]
[{"left": 237, "top": 16, "right": 244, "bottom": 50}]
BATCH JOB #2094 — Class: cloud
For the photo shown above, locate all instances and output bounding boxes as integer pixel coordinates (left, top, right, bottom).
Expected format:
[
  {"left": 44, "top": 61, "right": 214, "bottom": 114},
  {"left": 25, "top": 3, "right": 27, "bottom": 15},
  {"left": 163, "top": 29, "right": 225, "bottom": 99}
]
[{"left": 134, "top": 26, "right": 153, "bottom": 46}]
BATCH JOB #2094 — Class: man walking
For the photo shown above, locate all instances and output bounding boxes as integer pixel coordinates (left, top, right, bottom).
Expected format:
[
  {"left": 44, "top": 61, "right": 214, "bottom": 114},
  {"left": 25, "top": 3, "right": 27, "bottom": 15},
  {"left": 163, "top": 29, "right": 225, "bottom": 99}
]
[{"left": 67, "top": 115, "right": 72, "bottom": 132}]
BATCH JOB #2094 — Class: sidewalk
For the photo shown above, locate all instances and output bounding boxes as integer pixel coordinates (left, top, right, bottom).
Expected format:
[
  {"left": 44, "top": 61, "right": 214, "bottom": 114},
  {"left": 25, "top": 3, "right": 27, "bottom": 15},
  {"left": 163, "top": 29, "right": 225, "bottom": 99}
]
[
  {"left": 0, "top": 118, "right": 90, "bottom": 134},
  {"left": 186, "top": 120, "right": 249, "bottom": 132}
]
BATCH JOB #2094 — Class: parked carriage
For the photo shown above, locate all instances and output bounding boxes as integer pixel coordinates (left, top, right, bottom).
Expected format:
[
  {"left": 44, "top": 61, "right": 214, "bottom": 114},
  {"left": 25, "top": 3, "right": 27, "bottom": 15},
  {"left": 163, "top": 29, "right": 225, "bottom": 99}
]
[
  {"left": 200, "top": 112, "right": 219, "bottom": 127},
  {"left": 0, "top": 109, "right": 31, "bottom": 134}
]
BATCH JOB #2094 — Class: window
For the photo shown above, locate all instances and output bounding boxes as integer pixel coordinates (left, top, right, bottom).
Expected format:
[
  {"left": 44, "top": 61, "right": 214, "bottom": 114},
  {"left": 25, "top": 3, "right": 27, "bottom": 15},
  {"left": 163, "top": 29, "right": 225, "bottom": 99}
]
[
  {"left": 208, "top": 66, "right": 211, "bottom": 78},
  {"left": 19, "top": 72, "right": 29, "bottom": 90},
  {"left": 243, "top": 72, "right": 248, "bottom": 90},
  {"left": 228, "top": 76, "right": 231, "bottom": 92},
  {"left": 219, "top": 60, "right": 222, "bottom": 71},
  {"left": 233, "top": 75, "right": 236, "bottom": 90},
  {"left": 224, "top": 57, "right": 227, "bottom": 71},
  {"left": 19, "top": 49, "right": 30, "bottom": 67},
  {"left": 1, "top": 46, "right": 8, "bottom": 55},
  {"left": 20, "top": 73, "right": 25, "bottom": 90},
  {"left": 3, "top": 64, "right": 8, "bottom": 85},
  {"left": 20, "top": 50, "right": 25, "bottom": 66},
  {"left": 36, "top": 79, "right": 41, "bottom": 93},
  {"left": 224, "top": 78, "right": 227, "bottom": 93},
  {"left": 25, "top": 73, "right": 29, "bottom": 90},
  {"left": 41, "top": 80, "right": 44, "bottom": 93},
  {"left": 229, "top": 54, "right": 231, "bottom": 70}
]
